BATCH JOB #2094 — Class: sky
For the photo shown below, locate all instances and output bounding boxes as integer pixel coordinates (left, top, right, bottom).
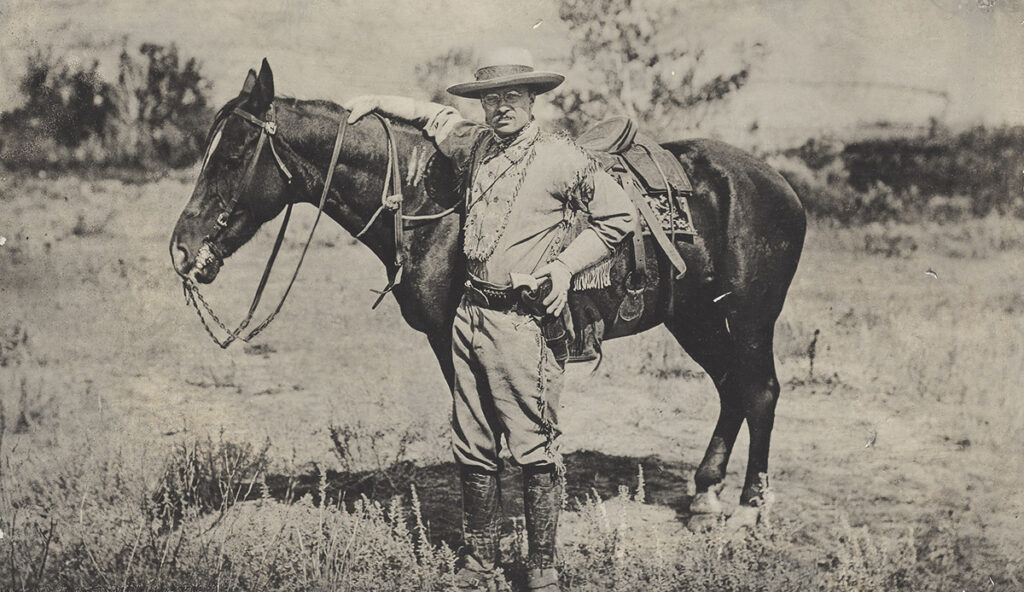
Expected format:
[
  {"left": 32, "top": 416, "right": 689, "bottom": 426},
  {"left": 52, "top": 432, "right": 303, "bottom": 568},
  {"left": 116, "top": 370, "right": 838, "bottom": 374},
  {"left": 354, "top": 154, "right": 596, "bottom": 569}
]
[{"left": 2, "top": 0, "right": 1023, "bottom": 147}]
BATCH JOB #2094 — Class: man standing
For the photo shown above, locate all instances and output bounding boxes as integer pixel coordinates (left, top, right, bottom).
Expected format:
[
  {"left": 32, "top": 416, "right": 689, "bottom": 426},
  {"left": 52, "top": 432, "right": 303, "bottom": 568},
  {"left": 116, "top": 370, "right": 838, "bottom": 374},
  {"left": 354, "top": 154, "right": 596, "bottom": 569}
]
[{"left": 345, "top": 47, "right": 634, "bottom": 592}]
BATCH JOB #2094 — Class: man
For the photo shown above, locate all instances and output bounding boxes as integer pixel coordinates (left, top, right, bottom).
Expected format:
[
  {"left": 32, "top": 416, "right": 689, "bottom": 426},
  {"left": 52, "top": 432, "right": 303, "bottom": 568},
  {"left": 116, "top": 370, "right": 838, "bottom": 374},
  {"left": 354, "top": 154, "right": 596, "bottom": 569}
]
[{"left": 345, "top": 47, "right": 634, "bottom": 592}]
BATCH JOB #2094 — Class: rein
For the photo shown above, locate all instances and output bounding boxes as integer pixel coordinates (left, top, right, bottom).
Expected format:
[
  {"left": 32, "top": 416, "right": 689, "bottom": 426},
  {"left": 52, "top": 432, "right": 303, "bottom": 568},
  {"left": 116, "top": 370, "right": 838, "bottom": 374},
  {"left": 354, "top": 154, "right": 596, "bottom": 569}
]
[
  {"left": 361, "top": 114, "right": 408, "bottom": 309},
  {"left": 183, "top": 104, "right": 347, "bottom": 348},
  {"left": 183, "top": 103, "right": 453, "bottom": 348}
]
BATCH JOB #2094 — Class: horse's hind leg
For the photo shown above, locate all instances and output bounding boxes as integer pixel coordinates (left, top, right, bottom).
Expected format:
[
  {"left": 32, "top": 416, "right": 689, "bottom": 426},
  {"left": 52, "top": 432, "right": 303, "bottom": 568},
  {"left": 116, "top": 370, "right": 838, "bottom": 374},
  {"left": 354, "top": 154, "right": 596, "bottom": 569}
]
[
  {"left": 668, "top": 308, "right": 781, "bottom": 527},
  {"left": 665, "top": 310, "right": 743, "bottom": 526},
  {"left": 722, "top": 319, "right": 781, "bottom": 527}
]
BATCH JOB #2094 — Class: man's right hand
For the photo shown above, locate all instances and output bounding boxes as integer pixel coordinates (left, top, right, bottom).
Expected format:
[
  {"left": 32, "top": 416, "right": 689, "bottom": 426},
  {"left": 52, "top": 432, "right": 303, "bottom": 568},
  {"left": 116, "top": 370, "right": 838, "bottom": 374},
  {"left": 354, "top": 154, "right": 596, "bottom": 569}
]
[
  {"left": 343, "top": 95, "right": 380, "bottom": 124},
  {"left": 343, "top": 95, "right": 448, "bottom": 127}
]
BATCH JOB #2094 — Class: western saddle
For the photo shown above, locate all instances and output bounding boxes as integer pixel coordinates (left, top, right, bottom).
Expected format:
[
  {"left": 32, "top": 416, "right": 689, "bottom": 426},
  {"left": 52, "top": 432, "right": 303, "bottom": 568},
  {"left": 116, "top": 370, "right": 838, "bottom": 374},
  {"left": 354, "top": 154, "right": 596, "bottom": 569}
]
[{"left": 576, "top": 116, "right": 694, "bottom": 311}]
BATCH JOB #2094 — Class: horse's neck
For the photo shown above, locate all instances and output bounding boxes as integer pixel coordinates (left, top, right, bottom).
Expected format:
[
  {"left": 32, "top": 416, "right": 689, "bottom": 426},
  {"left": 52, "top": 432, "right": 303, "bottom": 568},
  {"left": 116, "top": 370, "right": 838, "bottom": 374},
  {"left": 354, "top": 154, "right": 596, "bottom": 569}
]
[{"left": 279, "top": 102, "right": 446, "bottom": 266}]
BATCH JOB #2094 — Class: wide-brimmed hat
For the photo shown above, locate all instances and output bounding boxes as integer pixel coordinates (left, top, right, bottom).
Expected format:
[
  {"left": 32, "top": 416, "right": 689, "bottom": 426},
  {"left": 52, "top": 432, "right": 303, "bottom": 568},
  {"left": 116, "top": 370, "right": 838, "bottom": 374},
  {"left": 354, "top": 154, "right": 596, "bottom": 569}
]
[{"left": 447, "top": 47, "right": 565, "bottom": 98}]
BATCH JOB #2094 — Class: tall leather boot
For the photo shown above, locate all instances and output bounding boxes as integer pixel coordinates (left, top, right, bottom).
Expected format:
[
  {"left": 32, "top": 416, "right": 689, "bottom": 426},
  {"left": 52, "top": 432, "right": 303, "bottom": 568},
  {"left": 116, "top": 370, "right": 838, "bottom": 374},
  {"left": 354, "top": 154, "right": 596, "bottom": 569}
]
[
  {"left": 454, "top": 466, "right": 500, "bottom": 592},
  {"left": 523, "top": 465, "right": 562, "bottom": 592}
]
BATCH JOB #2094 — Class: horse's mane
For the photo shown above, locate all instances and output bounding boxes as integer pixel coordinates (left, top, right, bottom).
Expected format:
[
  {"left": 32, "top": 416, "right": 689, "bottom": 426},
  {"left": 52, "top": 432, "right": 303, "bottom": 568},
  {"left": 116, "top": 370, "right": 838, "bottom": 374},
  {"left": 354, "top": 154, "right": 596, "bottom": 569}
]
[
  {"left": 211, "top": 93, "right": 431, "bottom": 145},
  {"left": 276, "top": 96, "right": 431, "bottom": 138},
  {"left": 276, "top": 96, "right": 345, "bottom": 116}
]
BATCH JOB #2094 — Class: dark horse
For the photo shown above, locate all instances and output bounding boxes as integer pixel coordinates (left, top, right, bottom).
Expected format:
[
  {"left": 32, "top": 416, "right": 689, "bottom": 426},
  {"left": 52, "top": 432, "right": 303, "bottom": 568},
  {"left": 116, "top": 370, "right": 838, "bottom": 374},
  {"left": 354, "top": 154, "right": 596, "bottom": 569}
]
[{"left": 170, "top": 61, "right": 806, "bottom": 527}]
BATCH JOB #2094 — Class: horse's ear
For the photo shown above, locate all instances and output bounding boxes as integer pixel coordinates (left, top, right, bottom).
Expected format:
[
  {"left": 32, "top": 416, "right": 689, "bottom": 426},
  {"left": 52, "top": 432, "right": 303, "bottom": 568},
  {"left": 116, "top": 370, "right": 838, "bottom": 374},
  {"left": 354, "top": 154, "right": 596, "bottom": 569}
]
[
  {"left": 241, "top": 69, "right": 257, "bottom": 95},
  {"left": 254, "top": 58, "right": 274, "bottom": 107}
]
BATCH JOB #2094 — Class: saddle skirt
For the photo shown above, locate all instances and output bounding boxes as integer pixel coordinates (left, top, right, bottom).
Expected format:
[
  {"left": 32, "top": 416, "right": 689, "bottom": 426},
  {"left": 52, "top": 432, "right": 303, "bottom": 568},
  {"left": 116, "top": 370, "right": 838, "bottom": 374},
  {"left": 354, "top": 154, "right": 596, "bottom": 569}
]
[{"left": 563, "top": 117, "right": 698, "bottom": 363}]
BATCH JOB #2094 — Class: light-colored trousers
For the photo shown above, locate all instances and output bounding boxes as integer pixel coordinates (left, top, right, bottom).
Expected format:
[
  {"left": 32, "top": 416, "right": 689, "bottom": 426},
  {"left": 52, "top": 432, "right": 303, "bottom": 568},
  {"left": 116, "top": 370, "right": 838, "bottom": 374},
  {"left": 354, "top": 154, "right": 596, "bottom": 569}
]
[{"left": 451, "top": 298, "right": 564, "bottom": 473}]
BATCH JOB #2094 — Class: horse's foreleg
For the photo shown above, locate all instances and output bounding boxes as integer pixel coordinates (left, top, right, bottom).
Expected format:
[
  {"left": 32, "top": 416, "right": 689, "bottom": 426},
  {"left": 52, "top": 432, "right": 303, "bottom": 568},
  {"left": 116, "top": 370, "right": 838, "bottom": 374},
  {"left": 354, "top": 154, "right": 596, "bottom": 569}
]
[
  {"left": 694, "top": 395, "right": 744, "bottom": 495},
  {"left": 687, "top": 403, "right": 745, "bottom": 530},
  {"left": 427, "top": 331, "right": 455, "bottom": 391}
]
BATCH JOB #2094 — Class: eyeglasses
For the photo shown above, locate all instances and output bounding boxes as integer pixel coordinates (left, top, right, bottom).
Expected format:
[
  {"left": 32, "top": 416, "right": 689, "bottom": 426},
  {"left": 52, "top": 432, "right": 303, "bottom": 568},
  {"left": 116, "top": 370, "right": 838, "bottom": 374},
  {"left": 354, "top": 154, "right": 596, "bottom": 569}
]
[{"left": 480, "top": 90, "right": 528, "bottom": 107}]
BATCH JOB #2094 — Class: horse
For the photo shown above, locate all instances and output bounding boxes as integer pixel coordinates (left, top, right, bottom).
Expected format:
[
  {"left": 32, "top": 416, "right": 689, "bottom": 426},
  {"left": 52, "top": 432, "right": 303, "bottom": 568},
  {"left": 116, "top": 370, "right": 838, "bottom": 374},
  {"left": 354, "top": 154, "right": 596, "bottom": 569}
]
[{"left": 169, "top": 60, "right": 806, "bottom": 528}]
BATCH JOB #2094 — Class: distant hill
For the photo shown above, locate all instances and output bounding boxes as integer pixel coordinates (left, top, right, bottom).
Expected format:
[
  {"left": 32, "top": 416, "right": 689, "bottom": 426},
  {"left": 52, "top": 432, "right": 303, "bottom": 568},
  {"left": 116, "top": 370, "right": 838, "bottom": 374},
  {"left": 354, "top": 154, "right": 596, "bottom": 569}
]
[{"left": 3, "top": 0, "right": 1022, "bottom": 150}]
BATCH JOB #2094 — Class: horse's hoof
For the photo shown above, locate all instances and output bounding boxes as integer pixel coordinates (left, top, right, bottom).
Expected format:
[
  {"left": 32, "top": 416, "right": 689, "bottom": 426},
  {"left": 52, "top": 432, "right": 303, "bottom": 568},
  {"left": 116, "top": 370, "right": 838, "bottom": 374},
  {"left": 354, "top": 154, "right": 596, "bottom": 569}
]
[
  {"left": 687, "top": 512, "right": 723, "bottom": 532},
  {"left": 688, "top": 490, "right": 726, "bottom": 531},
  {"left": 689, "top": 491, "right": 723, "bottom": 515},
  {"left": 725, "top": 505, "right": 760, "bottom": 530}
]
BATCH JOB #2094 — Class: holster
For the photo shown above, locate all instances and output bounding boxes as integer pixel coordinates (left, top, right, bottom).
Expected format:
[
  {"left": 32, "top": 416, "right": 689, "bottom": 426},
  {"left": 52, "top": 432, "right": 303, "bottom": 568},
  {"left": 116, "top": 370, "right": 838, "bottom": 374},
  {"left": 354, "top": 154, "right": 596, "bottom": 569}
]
[
  {"left": 464, "top": 276, "right": 574, "bottom": 369},
  {"left": 517, "top": 279, "right": 573, "bottom": 369}
]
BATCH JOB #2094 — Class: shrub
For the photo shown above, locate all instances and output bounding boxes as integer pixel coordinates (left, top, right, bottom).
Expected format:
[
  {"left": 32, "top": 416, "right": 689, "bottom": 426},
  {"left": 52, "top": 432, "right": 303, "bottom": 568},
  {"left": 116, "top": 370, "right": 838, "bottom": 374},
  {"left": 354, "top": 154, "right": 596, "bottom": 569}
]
[
  {"left": 150, "top": 435, "right": 271, "bottom": 530},
  {"left": 840, "top": 126, "right": 1024, "bottom": 218},
  {"left": 2, "top": 422, "right": 1019, "bottom": 591},
  {"left": 0, "top": 42, "right": 213, "bottom": 171},
  {"left": 777, "top": 127, "right": 1024, "bottom": 225},
  {"left": 107, "top": 42, "right": 213, "bottom": 168},
  {"left": 9, "top": 49, "right": 115, "bottom": 149}
]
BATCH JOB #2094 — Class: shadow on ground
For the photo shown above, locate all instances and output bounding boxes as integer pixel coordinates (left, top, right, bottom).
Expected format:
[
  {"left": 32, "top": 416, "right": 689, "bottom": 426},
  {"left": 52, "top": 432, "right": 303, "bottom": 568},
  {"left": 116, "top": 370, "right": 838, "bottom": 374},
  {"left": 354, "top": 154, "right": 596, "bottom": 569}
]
[{"left": 264, "top": 450, "right": 696, "bottom": 547}]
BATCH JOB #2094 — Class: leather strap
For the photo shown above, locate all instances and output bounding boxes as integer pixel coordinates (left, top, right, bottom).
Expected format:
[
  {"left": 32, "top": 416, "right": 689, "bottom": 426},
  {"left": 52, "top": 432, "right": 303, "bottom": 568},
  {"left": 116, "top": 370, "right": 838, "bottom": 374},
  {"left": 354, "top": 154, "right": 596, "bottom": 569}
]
[
  {"left": 620, "top": 170, "right": 687, "bottom": 280},
  {"left": 635, "top": 143, "right": 680, "bottom": 314},
  {"left": 464, "top": 282, "right": 519, "bottom": 311},
  {"left": 369, "top": 114, "right": 406, "bottom": 309},
  {"left": 251, "top": 117, "right": 347, "bottom": 331},
  {"left": 637, "top": 142, "right": 678, "bottom": 245},
  {"left": 623, "top": 172, "right": 648, "bottom": 287},
  {"left": 205, "top": 105, "right": 293, "bottom": 241},
  {"left": 186, "top": 111, "right": 348, "bottom": 348}
]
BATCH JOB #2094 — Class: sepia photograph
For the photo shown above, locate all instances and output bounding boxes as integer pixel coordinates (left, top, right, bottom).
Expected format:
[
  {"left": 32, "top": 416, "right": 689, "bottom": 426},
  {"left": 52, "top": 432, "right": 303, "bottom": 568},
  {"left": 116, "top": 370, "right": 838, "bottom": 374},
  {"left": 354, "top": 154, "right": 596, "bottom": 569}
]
[{"left": 1, "top": 0, "right": 1022, "bottom": 590}]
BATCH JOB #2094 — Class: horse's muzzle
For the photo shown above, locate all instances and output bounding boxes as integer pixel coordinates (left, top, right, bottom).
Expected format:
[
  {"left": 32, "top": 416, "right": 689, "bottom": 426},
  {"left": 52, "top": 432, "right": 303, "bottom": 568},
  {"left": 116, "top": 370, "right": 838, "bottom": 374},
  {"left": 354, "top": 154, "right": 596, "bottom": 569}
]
[
  {"left": 170, "top": 238, "right": 222, "bottom": 283},
  {"left": 189, "top": 242, "right": 222, "bottom": 283},
  {"left": 170, "top": 240, "right": 191, "bottom": 276}
]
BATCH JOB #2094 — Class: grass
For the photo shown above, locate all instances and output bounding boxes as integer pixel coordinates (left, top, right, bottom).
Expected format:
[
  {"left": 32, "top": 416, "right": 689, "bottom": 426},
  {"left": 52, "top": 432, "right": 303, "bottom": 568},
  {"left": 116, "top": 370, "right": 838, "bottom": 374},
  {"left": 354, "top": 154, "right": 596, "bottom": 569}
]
[
  {"left": 2, "top": 428, "right": 1013, "bottom": 591},
  {"left": 1, "top": 173, "right": 1022, "bottom": 589},
  {"left": 779, "top": 218, "right": 1024, "bottom": 448}
]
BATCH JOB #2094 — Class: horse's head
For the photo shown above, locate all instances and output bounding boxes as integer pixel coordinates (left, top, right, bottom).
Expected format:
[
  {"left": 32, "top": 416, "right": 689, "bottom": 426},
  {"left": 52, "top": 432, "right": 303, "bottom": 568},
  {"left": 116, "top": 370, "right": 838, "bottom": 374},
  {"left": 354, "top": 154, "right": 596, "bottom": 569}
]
[{"left": 170, "top": 59, "right": 292, "bottom": 283}]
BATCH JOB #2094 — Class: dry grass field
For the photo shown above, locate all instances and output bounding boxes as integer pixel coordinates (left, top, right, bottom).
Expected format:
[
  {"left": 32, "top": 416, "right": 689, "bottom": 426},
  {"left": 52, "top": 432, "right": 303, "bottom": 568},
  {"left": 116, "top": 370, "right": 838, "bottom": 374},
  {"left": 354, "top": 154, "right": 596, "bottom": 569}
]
[{"left": 1, "top": 171, "right": 1022, "bottom": 590}]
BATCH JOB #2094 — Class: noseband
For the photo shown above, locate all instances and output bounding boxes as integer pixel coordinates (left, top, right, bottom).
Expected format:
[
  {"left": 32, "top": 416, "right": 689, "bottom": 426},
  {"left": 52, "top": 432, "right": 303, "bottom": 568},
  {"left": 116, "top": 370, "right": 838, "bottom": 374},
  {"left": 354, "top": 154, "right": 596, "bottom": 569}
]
[{"left": 184, "top": 103, "right": 349, "bottom": 348}]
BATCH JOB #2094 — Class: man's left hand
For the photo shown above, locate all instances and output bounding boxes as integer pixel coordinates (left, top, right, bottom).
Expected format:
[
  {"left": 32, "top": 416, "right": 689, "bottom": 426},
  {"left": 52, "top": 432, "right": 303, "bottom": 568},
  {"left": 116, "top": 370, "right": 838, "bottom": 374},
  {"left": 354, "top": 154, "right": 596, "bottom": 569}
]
[{"left": 534, "top": 260, "right": 572, "bottom": 317}]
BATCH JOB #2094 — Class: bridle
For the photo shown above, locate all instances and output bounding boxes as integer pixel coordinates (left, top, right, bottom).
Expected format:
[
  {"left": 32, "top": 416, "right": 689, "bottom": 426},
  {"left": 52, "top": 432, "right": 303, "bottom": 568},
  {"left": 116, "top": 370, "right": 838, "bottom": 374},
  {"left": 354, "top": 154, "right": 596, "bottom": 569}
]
[
  {"left": 183, "top": 102, "right": 455, "bottom": 348},
  {"left": 183, "top": 102, "right": 345, "bottom": 348}
]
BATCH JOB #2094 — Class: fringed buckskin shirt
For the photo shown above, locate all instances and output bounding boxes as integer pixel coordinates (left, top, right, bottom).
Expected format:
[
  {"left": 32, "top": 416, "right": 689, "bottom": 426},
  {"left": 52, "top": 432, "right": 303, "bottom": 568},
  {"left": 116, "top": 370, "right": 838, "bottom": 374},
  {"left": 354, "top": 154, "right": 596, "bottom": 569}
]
[{"left": 424, "top": 109, "right": 634, "bottom": 286}]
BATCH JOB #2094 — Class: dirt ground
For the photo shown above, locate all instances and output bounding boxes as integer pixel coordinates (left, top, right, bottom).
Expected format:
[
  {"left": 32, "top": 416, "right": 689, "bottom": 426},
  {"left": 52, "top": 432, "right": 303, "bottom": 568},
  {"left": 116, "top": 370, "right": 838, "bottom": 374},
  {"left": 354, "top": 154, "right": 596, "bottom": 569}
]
[{"left": 1, "top": 171, "right": 1022, "bottom": 588}]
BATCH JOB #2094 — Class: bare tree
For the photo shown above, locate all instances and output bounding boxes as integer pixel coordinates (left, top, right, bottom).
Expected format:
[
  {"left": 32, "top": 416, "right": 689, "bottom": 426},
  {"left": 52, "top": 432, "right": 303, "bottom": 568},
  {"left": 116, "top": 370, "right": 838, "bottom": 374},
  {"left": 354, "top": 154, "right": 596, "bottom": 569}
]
[
  {"left": 414, "top": 0, "right": 763, "bottom": 138},
  {"left": 551, "top": 0, "right": 764, "bottom": 136}
]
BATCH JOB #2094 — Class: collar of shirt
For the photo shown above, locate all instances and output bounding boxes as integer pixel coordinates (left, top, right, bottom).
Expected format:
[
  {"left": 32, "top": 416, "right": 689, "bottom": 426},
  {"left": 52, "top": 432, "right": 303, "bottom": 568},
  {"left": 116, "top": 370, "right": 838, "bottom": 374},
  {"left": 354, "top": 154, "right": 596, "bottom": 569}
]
[{"left": 483, "top": 120, "right": 541, "bottom": 165}]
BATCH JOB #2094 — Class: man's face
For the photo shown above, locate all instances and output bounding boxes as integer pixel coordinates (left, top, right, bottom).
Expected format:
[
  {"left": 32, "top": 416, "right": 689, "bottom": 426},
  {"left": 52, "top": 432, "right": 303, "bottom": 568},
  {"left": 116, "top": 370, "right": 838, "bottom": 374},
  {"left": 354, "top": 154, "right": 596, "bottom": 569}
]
[{"left": 480, "top": 85, "right": 534, "bottom": 137}]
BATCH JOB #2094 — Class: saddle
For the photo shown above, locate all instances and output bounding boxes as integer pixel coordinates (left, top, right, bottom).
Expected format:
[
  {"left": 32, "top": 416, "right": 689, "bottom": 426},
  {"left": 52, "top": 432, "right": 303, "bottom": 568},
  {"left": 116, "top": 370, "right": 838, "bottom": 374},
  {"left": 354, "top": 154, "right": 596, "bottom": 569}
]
[
  {"left": 578, "top": 117, "right": 694, "bottom": 270},
  {"left": 578, "top": 117, "right": 693, "bottom": 197},
  {"left": 564, "top": 117, "right": 697, "bottom": 363}
]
